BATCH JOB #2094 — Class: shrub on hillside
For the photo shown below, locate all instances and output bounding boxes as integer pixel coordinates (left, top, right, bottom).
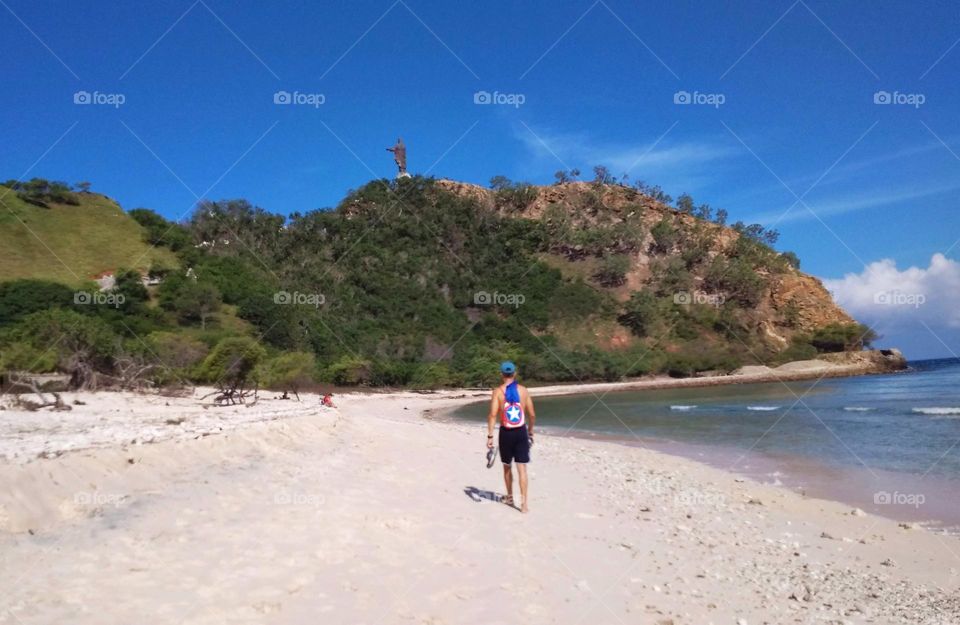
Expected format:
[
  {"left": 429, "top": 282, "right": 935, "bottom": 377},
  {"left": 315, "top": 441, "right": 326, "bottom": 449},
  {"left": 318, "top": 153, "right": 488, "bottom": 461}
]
[
  {"left": 5, "top": 178, "right": 80, "bottom": 207},
  {"left": 196, "top": 336, "right": 266, "bottom": 390},
  {"left": 773, "top": 339, "right": 818, "bottom": 364},
  {"left": 593, "top": 255, "right": 630, "bottom": 287},
  {"left": 321, "top": 355, "right": 373, "bottom": 386},
  {"left": 490, "top": 177, "right": 537, "bottom": 212},
  {"left": 663, "top": 349, "right": 742, "bottom": 378},
  {"left": 0, "top": 279, "right": 75, "bottom": 326},
  {"left": 649, "top": 217, "right": 679, "bottom": 254},
  {"left": 260, "top": 351, "right": 316, "bottom": 398},
  {"left": 2, "top": 309, "right": 117, "bottom": 388},
  {"left": 0, "top": 342, "right": 58, "bottom": 373},
  {"left": 146, "top": 331, "right": 209, "bottom": 383},
  {"left": 618, "top": 291, "right": 661, "bottom": 338},
  {"left": 809, "top": 323, "right": 877, "bottom": 352}
]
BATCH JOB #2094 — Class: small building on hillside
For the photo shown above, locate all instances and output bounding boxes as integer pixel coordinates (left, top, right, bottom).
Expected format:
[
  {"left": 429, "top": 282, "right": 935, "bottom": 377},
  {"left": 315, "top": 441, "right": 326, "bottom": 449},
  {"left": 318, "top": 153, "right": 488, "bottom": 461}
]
[{"left": 92, "top": 270, "right": 116, "bottom": 291}]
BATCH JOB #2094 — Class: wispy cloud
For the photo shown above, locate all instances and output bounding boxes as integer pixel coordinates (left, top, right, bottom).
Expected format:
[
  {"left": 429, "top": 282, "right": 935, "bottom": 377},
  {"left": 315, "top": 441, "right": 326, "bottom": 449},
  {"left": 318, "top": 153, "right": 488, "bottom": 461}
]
[
  {"left": 514, "top": 125, "right": 739, "bottom": 187},
  {"left": 728, "top": 137, "right": 960, "bottom": 209},
  {"left": 746, "top": 179, "right": 960, "bottom": 224}
]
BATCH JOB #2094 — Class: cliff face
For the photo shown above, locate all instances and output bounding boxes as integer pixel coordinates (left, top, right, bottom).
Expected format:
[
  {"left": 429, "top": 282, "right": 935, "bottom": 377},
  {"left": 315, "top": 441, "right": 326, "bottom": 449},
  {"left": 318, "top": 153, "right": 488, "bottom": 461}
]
[{"left": 436, "top": 179, "right": 857, "bottom": 352}]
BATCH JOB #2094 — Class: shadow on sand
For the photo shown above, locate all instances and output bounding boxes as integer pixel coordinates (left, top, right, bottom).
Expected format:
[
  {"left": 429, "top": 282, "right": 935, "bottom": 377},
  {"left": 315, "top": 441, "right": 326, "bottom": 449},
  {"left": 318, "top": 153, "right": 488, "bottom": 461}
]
[{"left": 464, "top": 486, "right": 519, "bottom": 511}]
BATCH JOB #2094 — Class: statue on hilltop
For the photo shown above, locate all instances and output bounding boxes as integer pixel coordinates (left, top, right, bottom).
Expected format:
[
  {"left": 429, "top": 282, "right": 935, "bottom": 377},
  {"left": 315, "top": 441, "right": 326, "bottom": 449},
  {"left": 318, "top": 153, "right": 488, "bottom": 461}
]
[{"left": 386, "top": 137, "right": 410, "bottom": 178}]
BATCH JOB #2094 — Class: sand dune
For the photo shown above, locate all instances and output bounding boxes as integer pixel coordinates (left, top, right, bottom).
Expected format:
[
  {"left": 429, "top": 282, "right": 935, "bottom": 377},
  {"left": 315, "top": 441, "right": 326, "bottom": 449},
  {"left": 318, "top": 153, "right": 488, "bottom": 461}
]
[{"left": 1, "top": 389, "right": 958, "bottom": 624}]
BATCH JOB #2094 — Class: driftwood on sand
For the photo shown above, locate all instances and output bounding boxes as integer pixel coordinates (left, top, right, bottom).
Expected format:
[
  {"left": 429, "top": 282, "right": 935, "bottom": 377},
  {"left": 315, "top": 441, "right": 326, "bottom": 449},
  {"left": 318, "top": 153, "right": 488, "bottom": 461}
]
[{"left": 4, "top": 373, "right": 71, "bottom": 412}]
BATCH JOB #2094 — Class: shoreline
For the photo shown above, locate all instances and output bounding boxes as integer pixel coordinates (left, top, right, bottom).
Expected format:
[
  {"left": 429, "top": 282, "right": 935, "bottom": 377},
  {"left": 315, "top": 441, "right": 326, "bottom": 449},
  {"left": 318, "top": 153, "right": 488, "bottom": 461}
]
[
  {"left": 523, "top": 350, "right": 908, "bottom": 397},
  {"left": 3, "top": 385, "right": 959, "bottom": 623},
  {"left": 435, "top": 380, "right": 960, "bottom": 536}
]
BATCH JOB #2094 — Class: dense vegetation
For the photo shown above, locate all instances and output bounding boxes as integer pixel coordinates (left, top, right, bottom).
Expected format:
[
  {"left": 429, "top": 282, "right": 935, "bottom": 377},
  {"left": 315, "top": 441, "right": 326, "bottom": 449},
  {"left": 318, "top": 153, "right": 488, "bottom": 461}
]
[{"left": 0, "top": 176, "right": 875, "bottom": 392}]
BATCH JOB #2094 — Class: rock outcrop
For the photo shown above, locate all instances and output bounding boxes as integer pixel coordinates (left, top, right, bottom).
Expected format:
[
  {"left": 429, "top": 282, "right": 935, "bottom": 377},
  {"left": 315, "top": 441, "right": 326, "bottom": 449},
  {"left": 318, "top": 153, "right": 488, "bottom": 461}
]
[{"left": 436, "top": 179, "right": 859, "bottom": 350}]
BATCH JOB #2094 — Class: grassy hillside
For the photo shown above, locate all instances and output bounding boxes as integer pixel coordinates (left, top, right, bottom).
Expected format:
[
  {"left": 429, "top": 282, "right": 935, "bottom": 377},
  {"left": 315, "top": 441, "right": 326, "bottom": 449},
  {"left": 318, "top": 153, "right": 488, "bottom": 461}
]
[{"left": 0, "top": 189, "right": 176, "bottom": 285}]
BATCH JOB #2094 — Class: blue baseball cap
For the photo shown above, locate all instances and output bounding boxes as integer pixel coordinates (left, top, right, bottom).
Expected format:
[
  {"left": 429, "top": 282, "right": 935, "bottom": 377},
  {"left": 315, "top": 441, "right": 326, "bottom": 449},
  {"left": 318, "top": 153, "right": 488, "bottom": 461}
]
[{"left": 500, "top": 361, "right": 516, "bottom": 375}]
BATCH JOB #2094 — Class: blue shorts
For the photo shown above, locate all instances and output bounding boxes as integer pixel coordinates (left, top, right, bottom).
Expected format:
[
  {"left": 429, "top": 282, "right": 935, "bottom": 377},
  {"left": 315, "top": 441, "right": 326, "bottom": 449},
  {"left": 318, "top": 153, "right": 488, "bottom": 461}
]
[{"left": 499, "top": 425, "right": 530, "bottom": 465}]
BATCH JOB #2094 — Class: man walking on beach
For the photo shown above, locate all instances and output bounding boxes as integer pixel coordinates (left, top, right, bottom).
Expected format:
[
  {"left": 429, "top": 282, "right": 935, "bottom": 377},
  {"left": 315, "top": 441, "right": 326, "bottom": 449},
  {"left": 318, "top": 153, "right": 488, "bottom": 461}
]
[{"left": 487, "top": 361, "right": 536, "bottom": 513}]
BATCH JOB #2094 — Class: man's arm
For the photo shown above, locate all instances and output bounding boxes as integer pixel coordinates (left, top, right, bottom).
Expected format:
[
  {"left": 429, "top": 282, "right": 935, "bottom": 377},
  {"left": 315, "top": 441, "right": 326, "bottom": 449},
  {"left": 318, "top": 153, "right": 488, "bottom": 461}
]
[
  {"left": 524, "top": 389, "right": 536, "bottom": 436},
  {"left": 486, "top": 389, "right": 499, "bottom": 448}
]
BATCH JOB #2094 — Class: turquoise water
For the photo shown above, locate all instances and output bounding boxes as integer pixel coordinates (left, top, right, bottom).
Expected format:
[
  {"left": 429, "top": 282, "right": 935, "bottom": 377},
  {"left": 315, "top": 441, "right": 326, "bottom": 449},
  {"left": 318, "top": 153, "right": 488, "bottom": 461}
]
[{"left": 452, "top": 358, "right": 960, "bottom": 526}]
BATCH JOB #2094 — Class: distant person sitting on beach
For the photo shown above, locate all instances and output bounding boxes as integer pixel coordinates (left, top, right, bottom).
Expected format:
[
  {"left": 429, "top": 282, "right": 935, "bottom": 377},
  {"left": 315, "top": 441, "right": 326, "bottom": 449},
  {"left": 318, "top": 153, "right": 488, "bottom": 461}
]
[
  {"left": 322, "top": 394, "right": 335, "bottom": 408},
  {"left": 486, "top": 361, "right": 536, "bottom": 513}
]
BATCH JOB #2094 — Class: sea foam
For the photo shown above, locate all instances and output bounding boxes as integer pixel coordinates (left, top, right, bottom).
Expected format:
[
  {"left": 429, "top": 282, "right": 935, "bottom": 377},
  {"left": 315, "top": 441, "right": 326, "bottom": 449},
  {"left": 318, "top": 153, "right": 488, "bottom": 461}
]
[{"left": 912, "top": 407, "right": 960, "bottom": 415}]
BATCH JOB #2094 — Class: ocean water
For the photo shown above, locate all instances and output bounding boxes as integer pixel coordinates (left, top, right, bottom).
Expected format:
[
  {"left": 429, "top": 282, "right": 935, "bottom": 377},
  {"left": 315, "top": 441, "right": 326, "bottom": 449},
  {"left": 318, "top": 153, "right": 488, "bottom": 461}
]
[{"left": 451, "top": 358, "right": 960, "bottom": 530}]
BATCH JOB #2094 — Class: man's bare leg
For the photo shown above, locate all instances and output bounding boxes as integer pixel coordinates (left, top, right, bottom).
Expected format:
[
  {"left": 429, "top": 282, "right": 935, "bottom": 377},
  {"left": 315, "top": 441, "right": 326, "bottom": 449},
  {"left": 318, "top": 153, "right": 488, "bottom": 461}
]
[
  {"left": 517, "top": 463, "right": 529, "bottom": 513},
  {"left": 502, "top": 464, "right": 514, "bottom": 504}
]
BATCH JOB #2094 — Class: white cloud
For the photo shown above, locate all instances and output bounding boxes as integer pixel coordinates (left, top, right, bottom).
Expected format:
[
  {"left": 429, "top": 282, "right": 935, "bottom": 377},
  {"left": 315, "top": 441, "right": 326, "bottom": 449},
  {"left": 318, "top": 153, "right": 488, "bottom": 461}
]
[{"left": 823, "top": 254, "right": 960, "bottom": 331}]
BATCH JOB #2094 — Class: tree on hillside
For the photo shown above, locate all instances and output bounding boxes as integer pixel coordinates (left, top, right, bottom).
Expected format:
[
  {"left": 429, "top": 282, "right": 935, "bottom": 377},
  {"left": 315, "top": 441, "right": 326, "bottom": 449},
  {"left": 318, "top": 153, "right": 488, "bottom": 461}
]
[
  {"left": 781, "top": 251, "right": 801, "bottom": 269},
  {"left": 676, "top": 193, "right": 695, "bottom": 214},
  {"left": 592, "top": 165, "right": 614, "bottom": 185},
  {"left": 190, "top": 199, "right": 285, "bottom": 260},
  {"left": 112, "top": 268, "right": 150, "bottom": 313},
  {"left": 694, "top": 203, "right": 713, "bottom": 221},
  {"left": 75, "top": 181, "right": 92, "bottom": 193},
  {"left": 634, "top": 180, "right": 672, "bottom": 204},
  {"left": 129, "top": 208, "right": 191, "bottom": 251},
  {"left": 174, "top": 281, "right": 222, "bottom": 329},
  {"left": 489, "top": 175, "right": 512, "bottom": 191}
]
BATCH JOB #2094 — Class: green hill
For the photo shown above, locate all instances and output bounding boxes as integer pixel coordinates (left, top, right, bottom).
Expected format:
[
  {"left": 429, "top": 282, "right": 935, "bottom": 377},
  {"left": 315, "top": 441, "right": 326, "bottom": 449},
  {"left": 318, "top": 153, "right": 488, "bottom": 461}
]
[
  {"left": 0, "top": 175, "right": 875, "bottom": 391},
  {"left": 0, "top": 186, "right": 176, "bottom": 285}
]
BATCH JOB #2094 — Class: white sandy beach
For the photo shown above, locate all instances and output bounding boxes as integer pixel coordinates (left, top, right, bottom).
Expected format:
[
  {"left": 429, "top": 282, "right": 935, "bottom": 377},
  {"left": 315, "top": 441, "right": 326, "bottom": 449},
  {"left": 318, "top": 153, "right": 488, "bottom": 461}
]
[{"left": 1, "top": 387, "right": 959, "bottom": 625}]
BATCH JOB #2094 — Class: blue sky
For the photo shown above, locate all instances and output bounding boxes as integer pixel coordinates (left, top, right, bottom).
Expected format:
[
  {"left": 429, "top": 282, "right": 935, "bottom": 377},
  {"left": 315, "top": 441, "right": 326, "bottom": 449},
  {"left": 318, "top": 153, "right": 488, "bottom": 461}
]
[{"left": 3, "top": 0, "right": 959, "bottom": 358}]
